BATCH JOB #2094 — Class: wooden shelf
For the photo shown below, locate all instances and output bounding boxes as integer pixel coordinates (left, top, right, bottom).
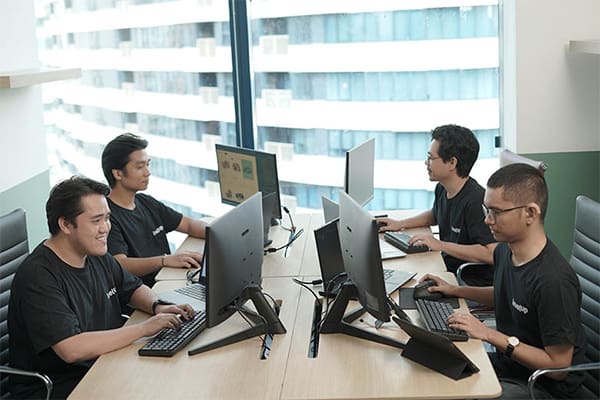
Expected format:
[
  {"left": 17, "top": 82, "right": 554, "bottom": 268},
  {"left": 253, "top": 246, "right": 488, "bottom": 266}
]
[
  {"left": 0, "top": 67, "right": 81, "bottom": 89},
  {"left": 569, "top": 40, "right": 600, "bottom": 55}
]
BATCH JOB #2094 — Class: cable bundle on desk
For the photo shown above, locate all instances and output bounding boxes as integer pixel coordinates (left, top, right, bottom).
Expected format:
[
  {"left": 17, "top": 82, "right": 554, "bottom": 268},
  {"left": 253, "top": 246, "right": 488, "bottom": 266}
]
[{"left": 265, "top": 206, "right": 304, "bottom": 256}]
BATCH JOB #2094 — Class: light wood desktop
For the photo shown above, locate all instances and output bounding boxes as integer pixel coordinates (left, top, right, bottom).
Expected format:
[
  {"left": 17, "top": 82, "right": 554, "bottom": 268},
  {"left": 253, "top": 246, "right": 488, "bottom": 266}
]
[
  {"left": 281, "top": 272, "right": 501, "bottom": 400},
  {"left": 69, "top": 277, "right": 301, "bottom": 400}
]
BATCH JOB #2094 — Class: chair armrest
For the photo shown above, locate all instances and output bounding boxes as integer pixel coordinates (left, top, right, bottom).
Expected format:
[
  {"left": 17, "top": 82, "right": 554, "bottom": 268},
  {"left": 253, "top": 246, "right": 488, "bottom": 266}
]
[
  {"left": 456, "top": 262, "right": 488, "bottom": 284},
  {"left": 0, "top": 365, "right": 53, "bottom": 400},
  {"left": 527, "top": 362, "right": 600, "bottom": 400}
]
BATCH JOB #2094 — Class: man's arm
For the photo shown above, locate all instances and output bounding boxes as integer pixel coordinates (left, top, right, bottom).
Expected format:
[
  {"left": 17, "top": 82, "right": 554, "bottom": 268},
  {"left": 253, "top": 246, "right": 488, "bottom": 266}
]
[
  {"left": 114, "top": 249, "right": 203, "bottom": 276},
  {"left": 448, "top": 313, "right": 575, "bottom": 380},
  {"left": 52, "top": 286, "right": 194, "bottom": 363},
  {"left": 177, "top": 215, "right": 207, "bottom": 239},
  {"left": 420, "top": 273, "right": 495, "bottom": 306},
  {"left": 378, "top": 209, "right": 435, "bottom": 232},
  {"left": 411, "top": 238, "right": 497, "bottom": 265}
]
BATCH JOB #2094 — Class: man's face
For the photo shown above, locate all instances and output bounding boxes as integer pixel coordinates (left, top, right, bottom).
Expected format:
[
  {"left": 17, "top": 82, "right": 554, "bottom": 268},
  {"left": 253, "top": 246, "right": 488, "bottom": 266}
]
[
  {"left": 69, "top": 194, "right": 111, "bottom": 257},
  {"left": 118, "top": 149, "right": 151, "bottom": 191},
  {"left": 483, "top": 187, "right": 527, "bottom": 243},
  {"left": 425, "top": 140, "right": 452, "bottom": 182}
]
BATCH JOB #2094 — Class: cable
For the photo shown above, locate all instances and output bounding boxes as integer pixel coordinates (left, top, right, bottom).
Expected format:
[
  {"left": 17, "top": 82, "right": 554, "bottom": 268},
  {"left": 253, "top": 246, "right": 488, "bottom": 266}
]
[
  {"left": 264, "top": 228, "right": 304, "bottom": 255},
  {"left": 280, "top": 205, "right": 296, "bottom": 233},
  {"left": 293, "top": 278, "right": 323, "bottom": 285},
  {"left": 292, "top": 278, "right": 320, "bottom": 302},
  {"left": 186, "top": 268, "right": 201, "bottom": 283}
]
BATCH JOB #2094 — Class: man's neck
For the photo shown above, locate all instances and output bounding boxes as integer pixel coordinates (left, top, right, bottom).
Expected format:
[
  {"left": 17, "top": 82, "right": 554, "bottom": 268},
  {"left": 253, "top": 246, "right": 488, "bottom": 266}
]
[
  {"left": 441, "top": 175, "right": 469, "bottom": 199},
  {"left": 108, "top": 186, "right": 137, "bottom": 210},
  {"left": 44, "top": 236, "right": 87, "bottom": 268},
  {"left": 509, "top": 227, "right": 547, "bottom": 266}
]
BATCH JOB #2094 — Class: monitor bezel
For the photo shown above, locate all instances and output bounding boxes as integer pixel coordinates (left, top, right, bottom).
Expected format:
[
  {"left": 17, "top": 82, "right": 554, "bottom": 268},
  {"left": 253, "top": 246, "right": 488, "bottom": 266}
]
[{"left": 344, "top": 137, "right": 375, "bottom": 207}]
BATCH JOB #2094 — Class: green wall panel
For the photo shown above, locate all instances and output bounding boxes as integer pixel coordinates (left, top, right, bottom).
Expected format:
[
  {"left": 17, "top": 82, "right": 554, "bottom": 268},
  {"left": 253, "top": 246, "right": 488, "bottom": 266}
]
[
  {"left": 525, "top": 150, "right": 599, "bottom": 259},
  {"left": 0, "top": 171, "right": 50, "bottom": 247}
]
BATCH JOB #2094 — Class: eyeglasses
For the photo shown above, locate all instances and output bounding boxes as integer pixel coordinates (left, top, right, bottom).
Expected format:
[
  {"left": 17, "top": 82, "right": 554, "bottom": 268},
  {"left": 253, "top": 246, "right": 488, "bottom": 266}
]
[
  {"left": 425, "top": 154, "right": 442, "bottom": 163},
  {"left": 481, "top": 204, "right": 527, "bottom": 220}
]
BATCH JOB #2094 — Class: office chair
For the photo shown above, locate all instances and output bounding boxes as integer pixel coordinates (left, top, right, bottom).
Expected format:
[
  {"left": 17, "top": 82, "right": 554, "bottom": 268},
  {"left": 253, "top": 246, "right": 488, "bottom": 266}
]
[
  {"left": 0, "top": 209, "right": 53, "bottom": 400},
  {"left": 457, "top": 149, "right": 549, "bottom": 287},
  {"left": 528, "top": 195, "right": 600, "bottom": 399}
]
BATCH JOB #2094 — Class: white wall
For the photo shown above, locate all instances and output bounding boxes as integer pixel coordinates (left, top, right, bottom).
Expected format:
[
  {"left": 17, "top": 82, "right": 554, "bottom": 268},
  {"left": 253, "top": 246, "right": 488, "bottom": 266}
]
[
  {"left": 504, "top": 0, "right": 600, "bottom": 154},
  {"left": 0, "top": 0, "right": 48, "bottom": 191}
]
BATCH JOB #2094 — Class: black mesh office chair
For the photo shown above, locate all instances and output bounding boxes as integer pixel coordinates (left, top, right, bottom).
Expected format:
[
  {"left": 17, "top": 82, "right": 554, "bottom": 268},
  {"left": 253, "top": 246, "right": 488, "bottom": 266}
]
[
  {"left": 528, "top": 195, "right": 600, "bottom": 399},
  {"left": 457, "top": 149, "right": 548, "bottom": 287},
  {"left": 0, "top": 209, "right": 52, "bottom": 400}
]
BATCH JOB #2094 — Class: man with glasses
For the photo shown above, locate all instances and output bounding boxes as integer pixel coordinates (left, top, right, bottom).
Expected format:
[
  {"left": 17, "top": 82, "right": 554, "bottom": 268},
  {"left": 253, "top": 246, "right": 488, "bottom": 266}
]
[
  {"left": 420, "top": 163, "right": 586, "bottom": 399},
  {"left": 378, "top": 124, "right": 496, "bottom": 285}
]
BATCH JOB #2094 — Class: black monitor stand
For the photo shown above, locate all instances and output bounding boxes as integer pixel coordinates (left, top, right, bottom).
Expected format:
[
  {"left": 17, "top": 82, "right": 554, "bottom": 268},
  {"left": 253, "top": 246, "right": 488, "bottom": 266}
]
[
  {"left": 319, "top": 282, "right": 406, "bottom": 350},
  {"left": 188, "top": 286, "right": 286, "bottom": 356}
]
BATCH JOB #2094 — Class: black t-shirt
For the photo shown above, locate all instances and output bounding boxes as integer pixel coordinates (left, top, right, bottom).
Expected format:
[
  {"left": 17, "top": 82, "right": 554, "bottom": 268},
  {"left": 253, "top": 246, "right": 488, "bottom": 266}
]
[
  {"left": 432, "top": 177, "right": 496, "bottom": 272},
  {"left": 493, "top": 240, "right": 586, "bottom": 397},
  {"left": 107, "top": 193, "right": 183, "bottom": 286},
  {"left": 8, "top": 243, "right": 142, "bottom": 399}
]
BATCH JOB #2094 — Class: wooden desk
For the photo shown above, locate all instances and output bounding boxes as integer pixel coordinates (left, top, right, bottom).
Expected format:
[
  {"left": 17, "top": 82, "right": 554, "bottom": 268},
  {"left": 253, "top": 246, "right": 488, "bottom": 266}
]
[
  {"left": 281, "top": 272, "right": 501, "bottom": 399},
  {"left": 69, "top": 277, "right": 301, "bottom": 400},
  {"left": 156, "top": 213, "right": 313, "bottom": 280}
]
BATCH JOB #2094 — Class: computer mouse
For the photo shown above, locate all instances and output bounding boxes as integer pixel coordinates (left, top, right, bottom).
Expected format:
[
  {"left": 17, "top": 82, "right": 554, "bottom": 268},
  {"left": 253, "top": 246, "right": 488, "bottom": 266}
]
[
  {"left": 413, "top": 279, "right": 443, "bottom": 301},
  {"left": 376, "top": 220, "right": 388, "bottom": 230}
]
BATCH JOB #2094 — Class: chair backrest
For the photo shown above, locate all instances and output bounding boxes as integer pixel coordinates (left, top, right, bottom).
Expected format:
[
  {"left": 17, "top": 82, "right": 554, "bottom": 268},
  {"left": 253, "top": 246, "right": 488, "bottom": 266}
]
[
  {"left": 499, "top": 149, "right": 548, "bottom": 175},
  {"left": 570, "top": 195, "right": 600, "bottom": 395},
  {"left": 0, "top": 208, "right": 29, "bottom": 395}
]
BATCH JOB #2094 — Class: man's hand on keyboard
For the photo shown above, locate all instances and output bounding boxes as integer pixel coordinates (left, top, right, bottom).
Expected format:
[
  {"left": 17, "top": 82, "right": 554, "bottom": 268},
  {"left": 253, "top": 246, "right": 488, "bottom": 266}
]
[
  {"left": 375, "top": 217, "right": 405, "bottom": 232},
  {"left": 164, "top": 251, "right": 203, "bottom": 269},
  {"left": 153, "top": 303, "right": 195, "bottom": 321},
  {"left": 447, "top": 312, "right": 490, "bottom": 341},
  {"left": 408, "top": 233, "right": 438, "bottom": 251},
  {"left": 141, "top": 313, "right": 186, "bottom": 337}
]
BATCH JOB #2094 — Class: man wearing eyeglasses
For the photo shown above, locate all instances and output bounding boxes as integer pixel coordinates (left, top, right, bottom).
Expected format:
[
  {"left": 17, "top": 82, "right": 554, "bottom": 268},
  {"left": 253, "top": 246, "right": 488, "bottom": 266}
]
[
  {"left": 378, "top": 124, "right": 496, "bottom": 285},
  {"left": 420, "top": 163, "right": 586, "bottom": 399}
]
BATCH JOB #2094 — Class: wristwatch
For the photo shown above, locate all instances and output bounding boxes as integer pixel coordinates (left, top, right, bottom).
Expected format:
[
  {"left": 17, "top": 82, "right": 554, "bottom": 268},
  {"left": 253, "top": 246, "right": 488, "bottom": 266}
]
[
  {"left": 505, "top": 336, "right": 520, "bottom": 358},
  {"left": 152, "top": 299, "right": 174, "bottom": 315}
]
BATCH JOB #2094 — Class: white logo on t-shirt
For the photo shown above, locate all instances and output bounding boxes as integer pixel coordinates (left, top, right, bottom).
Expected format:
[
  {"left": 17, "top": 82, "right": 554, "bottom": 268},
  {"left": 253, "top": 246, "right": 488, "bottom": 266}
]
[
  {"left": 152, "top": 225, "right": 165, "bottom": 236},
  {"left": 106, "top": 287, "right": 117, "bottom": 299},
  {"left": 451, "top": 226, "right": 461, "bottom": 234},
  {"left": 511, "top": 298, "right": 529, "bottom": 314}
]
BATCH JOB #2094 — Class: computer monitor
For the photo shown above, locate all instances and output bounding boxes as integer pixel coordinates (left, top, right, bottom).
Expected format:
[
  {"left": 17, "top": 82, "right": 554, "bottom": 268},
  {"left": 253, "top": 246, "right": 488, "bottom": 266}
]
[
  {"left": 215, "top": 143, "right": 282, "bottom": 221},
  {"left": 344, "top": 137, "right": 375, "bottom": 206},
  {"left": 188, "top": 192, "right": 286, "bottom": 355},
  {"left": 319, "top": 190, "right": 405, "bottom": 350}
]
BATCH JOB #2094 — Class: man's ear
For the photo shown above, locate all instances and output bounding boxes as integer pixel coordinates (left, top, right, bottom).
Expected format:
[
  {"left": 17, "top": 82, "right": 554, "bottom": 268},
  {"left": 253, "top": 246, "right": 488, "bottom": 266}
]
[
  {"left": 112, "top": 168, "right": 122, "bottom": 181},
  {"left": 58, "top": 216, "right": 73, "bottom": 234},
  {"left": 525, "top": 203, "right": 541, "bottom": 221}
]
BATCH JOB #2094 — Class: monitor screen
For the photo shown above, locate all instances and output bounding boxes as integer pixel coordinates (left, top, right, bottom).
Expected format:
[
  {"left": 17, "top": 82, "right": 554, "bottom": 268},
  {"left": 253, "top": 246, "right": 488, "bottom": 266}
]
[
  {"left": 215, "top": 144, "right": 282, "bottom": 220},
  {"left": 344, "top": 138, "right": 375, "bottom": 207},
  {"left": 205, "top": 192, "right": 264, "bottom": 328},
  {"left": 338, "top": 190, "right": 390, "bottom": 322}
]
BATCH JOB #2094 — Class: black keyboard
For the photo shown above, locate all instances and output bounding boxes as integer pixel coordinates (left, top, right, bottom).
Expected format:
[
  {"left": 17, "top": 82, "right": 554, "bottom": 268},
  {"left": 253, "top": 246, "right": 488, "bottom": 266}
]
[
  {"left": 383, "top": 231, "right": 429, "bottom": 253},
  {"left": 415, "top": 299, "right": 468, "bottom": 341},
  {"left": 138, "top": 310, "right": 207, "bottom": 357}
]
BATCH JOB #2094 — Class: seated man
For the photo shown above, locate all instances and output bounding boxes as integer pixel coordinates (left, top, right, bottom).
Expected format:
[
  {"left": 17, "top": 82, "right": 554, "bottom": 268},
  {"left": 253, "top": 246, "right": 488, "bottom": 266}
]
[
  {"left": 101, "top": 133, "right": 207, "bottom": 287},
  {"left": 422, "top": 163, "right": 586, "bottom": 399},
  {"left": 378, "top": 124, "right": 497, "bottom": 286},
  {"left": 8, "top": 177, "right": 194, "bottom": 399}
]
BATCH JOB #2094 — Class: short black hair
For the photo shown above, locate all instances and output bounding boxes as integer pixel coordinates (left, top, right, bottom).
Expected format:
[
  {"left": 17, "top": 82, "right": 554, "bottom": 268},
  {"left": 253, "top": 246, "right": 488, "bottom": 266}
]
[
  {"left": 431, "top": 124, "right": 480, "bottom": 178},
  {"left": 101, "top": 133, "right": 148, "bottom": 188},
  {"left": 46, "top": 176, "right": 110, "bottom": 236},
  {"left": 487, "top": 163, "right": 548, "bottom": 221}
]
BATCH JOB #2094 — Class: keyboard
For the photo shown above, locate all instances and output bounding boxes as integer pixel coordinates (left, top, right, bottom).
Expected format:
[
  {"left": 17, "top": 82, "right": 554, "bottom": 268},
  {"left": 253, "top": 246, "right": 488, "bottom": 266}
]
[
  {"left": 138, "top": 310, "right": 207, "bottom": 357},
  {"left": 415, "top": 299, "right": 468, "bottom": 341},
  {"left": 383, "top": 231, "right": 429, "bottom": 254}
]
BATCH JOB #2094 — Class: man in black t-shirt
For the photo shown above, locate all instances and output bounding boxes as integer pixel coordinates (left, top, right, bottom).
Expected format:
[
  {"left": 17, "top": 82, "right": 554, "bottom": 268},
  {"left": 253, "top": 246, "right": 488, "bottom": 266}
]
[
  {"left": 102, "top": 133, "right": 207, "bottom": 287},
  {"left": 378, "top": 124, "right": 496, "bottom": 284},
  {"left": 8, "top": 177, "right": 194, "bottom": 399},
  {"left": 421, "top": 164, "right": 586, "bottom": 399}
]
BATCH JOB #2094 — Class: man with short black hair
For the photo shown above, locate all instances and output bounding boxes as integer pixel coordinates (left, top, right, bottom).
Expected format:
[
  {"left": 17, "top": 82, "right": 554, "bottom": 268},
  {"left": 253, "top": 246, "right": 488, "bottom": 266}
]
[
  {"left": 379, "top": 124, "right": 497, "bottom": 285},
  {"left": 8, "top": 176, "right": 193, "bottom": 399},
  {"left": 422, "top": 163, "right": 586, "bottom": 399},
  {"left": 102, "top": 133, "right": 207, "bottom": 287}
]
